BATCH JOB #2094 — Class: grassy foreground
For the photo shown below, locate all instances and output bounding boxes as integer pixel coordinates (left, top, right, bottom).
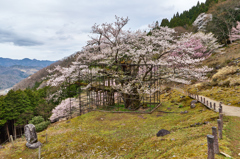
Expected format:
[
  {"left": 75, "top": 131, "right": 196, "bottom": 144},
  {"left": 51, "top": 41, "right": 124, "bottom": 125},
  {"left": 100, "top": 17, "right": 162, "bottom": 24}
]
[{"left": 0, "top": 90, "right": 234, "bottom": 158}]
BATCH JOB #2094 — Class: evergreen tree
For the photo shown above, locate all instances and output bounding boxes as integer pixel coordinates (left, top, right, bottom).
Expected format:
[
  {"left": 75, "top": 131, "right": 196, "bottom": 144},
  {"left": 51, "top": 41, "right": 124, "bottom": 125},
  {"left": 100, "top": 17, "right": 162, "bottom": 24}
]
[{"left": 160, "top": 18, "right": 170, "bottom": 27}]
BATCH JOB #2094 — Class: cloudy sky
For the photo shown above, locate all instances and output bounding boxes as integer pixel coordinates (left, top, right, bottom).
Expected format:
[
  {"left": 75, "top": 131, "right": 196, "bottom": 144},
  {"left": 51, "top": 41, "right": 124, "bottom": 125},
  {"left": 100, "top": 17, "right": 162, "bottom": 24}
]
[{"left": 0, "top": 0, "right": 206, "bottom": 61}]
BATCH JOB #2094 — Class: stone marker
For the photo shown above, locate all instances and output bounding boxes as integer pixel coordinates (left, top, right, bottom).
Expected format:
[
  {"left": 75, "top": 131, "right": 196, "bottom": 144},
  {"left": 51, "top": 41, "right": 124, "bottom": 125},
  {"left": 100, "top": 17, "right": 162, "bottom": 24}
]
[
  {"left": 24, "top": 124, "right": 42, "bottom": 149},
  {"left": 156, "top": 129, "right": 170, "bottom": 137}
]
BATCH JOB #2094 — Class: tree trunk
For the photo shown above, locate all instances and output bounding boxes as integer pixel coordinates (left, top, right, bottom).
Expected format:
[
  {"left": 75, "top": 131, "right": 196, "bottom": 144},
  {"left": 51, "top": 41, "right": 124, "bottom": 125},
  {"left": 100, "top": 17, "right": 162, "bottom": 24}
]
[
  {"left": 14, "top": 120, "right": 16, "bottom": 140},
  {"left": 106, "top": 92, "right": 115, "bottom": 106},
  {"left": 123, "top": 93, "right": 140, "bottom": 110},
  {"left": 5, "top": 122, "right": 10, "bottom": 141}
]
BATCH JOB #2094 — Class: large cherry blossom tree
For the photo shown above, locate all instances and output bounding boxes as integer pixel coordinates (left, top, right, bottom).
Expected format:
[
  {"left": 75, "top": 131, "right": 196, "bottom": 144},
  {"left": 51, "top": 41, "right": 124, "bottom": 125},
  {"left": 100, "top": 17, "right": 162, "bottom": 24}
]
[{"left": 47, "top": 16, "right": 221, "bottom": 109}]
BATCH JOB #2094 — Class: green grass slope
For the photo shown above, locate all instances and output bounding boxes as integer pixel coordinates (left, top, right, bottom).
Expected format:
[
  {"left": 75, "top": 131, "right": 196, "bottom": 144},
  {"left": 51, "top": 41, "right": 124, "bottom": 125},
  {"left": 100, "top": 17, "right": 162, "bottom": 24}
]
[{"left": 0, "top": 90, "right": 233, "bottom": 158}]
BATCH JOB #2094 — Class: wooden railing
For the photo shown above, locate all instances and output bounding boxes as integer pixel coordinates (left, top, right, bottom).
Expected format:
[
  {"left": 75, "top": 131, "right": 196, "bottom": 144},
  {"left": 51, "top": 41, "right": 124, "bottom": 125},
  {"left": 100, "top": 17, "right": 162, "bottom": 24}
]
[
  {"left": 187, "top": 93, "right": 231, "bottom": 158},
  {"left": 188, "top": 93, "right": 223, "bottom": 113}
]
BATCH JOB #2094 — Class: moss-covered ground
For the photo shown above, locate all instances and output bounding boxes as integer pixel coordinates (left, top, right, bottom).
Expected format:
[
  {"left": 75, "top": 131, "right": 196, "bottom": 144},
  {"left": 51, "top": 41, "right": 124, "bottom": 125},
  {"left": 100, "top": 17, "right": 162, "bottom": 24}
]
[{"left": 0, "top": 90, "right": 235, "bottom": 158}]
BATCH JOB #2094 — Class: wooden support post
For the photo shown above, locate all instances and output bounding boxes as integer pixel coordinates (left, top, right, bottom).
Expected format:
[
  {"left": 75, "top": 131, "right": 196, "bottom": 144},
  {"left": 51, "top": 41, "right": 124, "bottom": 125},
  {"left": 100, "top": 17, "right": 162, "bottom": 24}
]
[
  {"left": 207, "top": 135, "right": 215, "bottom": 159},
  {"left": 39, "top": 145, "right": 41, "bottom": 159},
  {"left": 219, "top": 102, "right": 223, "bottom": 112},
  {"left": 201, "top": 97, "right": 202, "bottom": 102},
  {"left": 219, "top": 108, "right": 222, "bottom": 114},
  {"left": 207, "top": 100, "right": 208, "bottom": 106},
  {"left": 10, "top": 135, "right": 14, "bottom": 147},
  {"left": 219, "top": 113, "right": 223, "bottom": 130},
  {"left": 210, "top": 102, "right": 212, "bottom": 108},
  {"left": 214, "top": 103, "right": 216, "bottom": 110},
  {"left": 197, "top": 95, "right": 199, "bottom": 101},
  {"left": 212, "top": 127, "right": 220, "bottom": 154},
  {"left": 204, "top": 98, "right": 205, "bottom": 104},
  {"left": 217, "top": 119, "right": 222, "bottom": 139}
]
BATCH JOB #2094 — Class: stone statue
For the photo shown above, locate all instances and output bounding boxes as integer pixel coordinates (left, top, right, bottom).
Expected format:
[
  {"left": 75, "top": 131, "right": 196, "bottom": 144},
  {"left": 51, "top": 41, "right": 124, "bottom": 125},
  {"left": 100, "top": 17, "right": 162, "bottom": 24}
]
[{"left": 24, "top": 124, "right": 42, "bottom": 149}]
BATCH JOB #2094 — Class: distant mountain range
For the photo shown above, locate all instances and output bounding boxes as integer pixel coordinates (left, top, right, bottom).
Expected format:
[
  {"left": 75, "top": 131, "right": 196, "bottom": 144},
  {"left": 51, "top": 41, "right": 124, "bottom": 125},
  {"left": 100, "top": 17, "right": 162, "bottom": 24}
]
[
  {"left": 0, "top": 57, "right": 55, "bottom": 67},
  {"left": 0, "top": 57, "right": 56, "bottom": 91}
]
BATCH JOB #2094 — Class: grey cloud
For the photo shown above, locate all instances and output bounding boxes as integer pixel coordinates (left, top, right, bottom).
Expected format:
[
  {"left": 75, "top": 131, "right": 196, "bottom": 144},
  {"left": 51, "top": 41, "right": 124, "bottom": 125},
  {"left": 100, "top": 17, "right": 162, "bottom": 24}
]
[{"left": 0, "top": 28, "right": 43, "bottom": 46}]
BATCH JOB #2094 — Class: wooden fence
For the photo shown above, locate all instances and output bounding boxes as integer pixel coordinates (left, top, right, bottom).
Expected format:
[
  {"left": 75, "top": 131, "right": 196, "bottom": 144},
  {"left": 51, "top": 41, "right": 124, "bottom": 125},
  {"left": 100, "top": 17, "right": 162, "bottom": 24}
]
[
  {"left": 188, "top": 93, "right": 231, "bottom": 158},
  {"left": 188, "top": 93, "right": 222, "bottom": 113}
]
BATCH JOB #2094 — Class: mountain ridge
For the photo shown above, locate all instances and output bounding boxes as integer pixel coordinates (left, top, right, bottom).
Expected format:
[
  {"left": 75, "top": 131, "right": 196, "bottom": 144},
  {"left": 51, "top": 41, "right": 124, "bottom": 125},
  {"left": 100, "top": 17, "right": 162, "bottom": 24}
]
[{"left": 0, "top": 57, "right": 55, "bottom": 67}]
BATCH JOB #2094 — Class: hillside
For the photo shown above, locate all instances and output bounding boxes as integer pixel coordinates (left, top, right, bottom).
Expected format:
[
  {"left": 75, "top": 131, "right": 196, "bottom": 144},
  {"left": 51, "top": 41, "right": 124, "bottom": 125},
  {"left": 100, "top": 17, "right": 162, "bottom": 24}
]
[
  {"left": 0, "top": 1, "right": 240, "bottom": 158},
  {"left": 0, "top": 58, "right": 55, "bottom": 90},
  {"left": 0, "top": 66, "right": 38, "bottom": 90},
  {"left": 1, "top": 90, "right": 236, "bottom": 158},
  {"left": 12, "top": 54, "right": 77, "bottom": 90}
]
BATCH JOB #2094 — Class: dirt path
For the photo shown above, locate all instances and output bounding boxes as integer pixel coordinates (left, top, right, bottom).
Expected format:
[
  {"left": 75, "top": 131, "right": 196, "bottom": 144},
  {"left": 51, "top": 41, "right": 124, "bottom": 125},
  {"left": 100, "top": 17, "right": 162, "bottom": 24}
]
[{"left": 173, "top": 87, "right": 240, "bottom": 117}]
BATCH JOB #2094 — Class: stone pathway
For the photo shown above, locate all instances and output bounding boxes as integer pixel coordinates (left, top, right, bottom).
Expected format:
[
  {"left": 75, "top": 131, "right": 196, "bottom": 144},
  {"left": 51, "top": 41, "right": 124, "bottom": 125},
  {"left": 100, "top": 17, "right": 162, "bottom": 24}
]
[
  {"left": 173, "top": 87, "right": 240, "bottom": 117},
  {"left": 193, "top": 94, "right": 240, "bottom": 117}
]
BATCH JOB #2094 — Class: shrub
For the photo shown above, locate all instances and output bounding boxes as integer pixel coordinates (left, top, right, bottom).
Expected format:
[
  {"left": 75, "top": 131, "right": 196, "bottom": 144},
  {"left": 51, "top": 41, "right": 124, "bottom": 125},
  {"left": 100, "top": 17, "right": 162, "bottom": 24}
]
[
  {"left": 29, "top": 116, "right": 44, "bottom": 125},
  {"left": 35, "top": 121, "right": 50, "bottom": 132},
  {"left": 178, "top": 104, "right": 183, "bottom": 108}
]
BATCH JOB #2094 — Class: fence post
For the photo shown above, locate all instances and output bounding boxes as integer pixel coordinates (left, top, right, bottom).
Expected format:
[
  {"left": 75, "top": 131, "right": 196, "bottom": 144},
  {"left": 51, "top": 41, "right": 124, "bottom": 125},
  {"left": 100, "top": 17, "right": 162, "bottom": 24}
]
[
  {"left": 10, "top": 135, "right": 14, "bottom": 147},
  {"left": 214, "top": 103, "right": 216, "bottom": 110},
  {"left": 201, "top": 97, "right": 202, "bottom": 102},
  {"left": 219, "top": 113, "right": 223, "bottom": 130},
  {"left": 207, "top": 100, "right": 208, "bottom": 106},
  {"left": 210, "top": 102, "right": 212, "bottom": 108},
  {"left": 207, "top": 135, "right": 215, "bottom": 159},
  {"left": 219, "top": 102, "right": 223, "bottom": 112},
  {"left": 217, "top": 119, "right": 222, "bottom": 139},
  {"left": 197, "top": 95, "right": 199, "bottom": 101},
  {"left": 212, "top": 127, "right": 220, "bottom": 154},
  {"left": 204, "top": 98, "right": 205, "bottom": 104},
  {"left": 39, "top": 145, "right": 41, "bottom": 159},
  {"left": 219, "top": 108, "right": 222, "bottom": 113}
]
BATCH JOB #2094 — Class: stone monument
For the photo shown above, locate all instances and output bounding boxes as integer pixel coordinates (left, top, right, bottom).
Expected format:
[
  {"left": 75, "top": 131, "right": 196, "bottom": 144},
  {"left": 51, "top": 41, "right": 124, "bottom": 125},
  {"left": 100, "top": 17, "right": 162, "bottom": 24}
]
[{"left": 24, "top": 124, "right": 42, "bottom": 149}]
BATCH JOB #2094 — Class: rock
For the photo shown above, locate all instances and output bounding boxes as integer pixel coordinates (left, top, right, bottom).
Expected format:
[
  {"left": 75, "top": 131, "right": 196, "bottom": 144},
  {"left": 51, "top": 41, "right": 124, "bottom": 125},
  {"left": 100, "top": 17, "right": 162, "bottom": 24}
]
[
  {"left": 190, "top": 100, "right": 197, "bottom": 108},
  {"left": 156, "top": 129, "right": 170, "bottom": 137},
  {"left": 228, "top": 103, "right": 231, "bottom": 105},
  {"left": 215, "top": 65, "right": 221, "bottom": 69},
  {"left": 180, "top": 111, "right": 188, "bottom": 114},
  {"left": 24, "top": 124, "right": 42, "bottom": 149},
  {"left": 190, "top": 122, "right": 201, "bottom": 127},
  {"left": 203, "top": 121, "right": 209, "bottom": 125}
]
